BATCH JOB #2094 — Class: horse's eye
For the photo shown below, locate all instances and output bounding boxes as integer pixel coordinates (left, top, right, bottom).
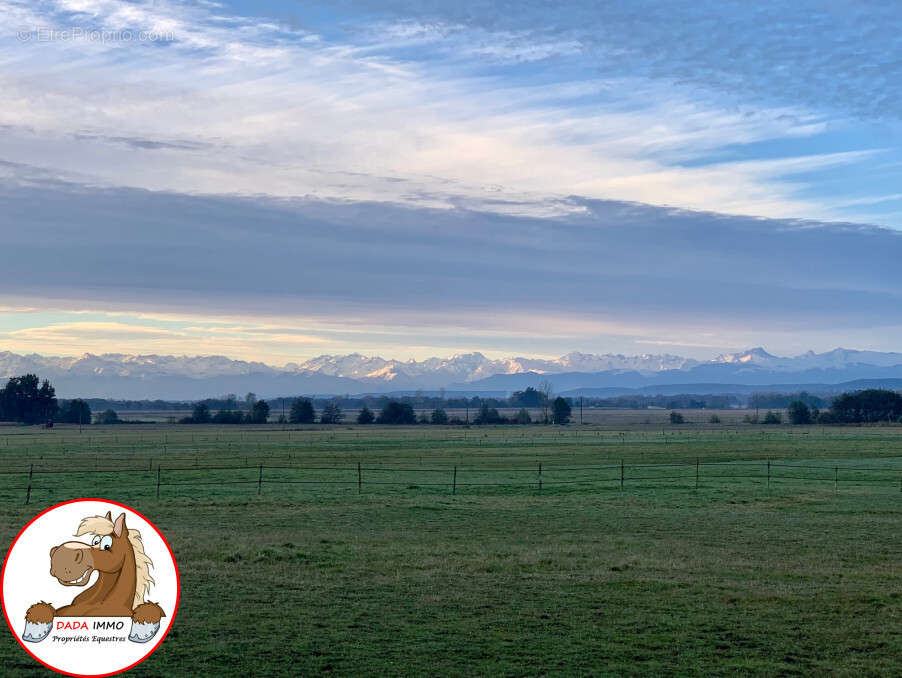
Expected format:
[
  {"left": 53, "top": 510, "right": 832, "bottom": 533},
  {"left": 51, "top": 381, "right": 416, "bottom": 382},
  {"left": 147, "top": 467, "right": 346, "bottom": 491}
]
[
  {"left": 99, "top": 536, "right": 113, "bottom": 551},
  {"left": 92, "top": 536, "right": 101, "bottom": 546}
]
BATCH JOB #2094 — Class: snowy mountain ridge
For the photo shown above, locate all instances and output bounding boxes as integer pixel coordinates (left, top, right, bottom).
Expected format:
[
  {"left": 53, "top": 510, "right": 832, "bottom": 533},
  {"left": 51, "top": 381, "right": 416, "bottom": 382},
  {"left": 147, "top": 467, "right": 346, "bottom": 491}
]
[{"left": 3, "top": 347, "right": 902, "bottom": 399}]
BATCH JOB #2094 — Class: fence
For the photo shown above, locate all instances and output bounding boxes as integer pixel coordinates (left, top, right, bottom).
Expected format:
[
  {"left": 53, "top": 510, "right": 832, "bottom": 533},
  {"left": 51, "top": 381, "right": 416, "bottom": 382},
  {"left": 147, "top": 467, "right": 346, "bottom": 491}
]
[{"left": 4, "top": 458, "right": 902, "bottom": 504}]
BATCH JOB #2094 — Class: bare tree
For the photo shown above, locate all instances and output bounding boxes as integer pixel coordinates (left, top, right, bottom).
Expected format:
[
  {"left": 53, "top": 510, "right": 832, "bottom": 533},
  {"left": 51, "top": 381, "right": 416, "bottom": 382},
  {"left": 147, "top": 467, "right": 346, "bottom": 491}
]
[{"left": 539, "top": 379, "right": 553, "bottom": 424}]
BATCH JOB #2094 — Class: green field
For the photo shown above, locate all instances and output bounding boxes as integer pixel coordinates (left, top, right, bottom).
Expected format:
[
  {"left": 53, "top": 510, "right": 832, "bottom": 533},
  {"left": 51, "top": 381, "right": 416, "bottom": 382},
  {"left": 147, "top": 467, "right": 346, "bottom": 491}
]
[{"left": 2, "top": 421, "right": 902, "bottom": 676}]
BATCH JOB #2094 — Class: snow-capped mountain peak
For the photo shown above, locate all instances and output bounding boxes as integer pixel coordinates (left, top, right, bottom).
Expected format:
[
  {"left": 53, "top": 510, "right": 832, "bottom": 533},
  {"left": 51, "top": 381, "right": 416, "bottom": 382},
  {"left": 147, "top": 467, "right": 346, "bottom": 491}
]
[{"left": 4, "top": 347, "right": 902, "bottom": 399}]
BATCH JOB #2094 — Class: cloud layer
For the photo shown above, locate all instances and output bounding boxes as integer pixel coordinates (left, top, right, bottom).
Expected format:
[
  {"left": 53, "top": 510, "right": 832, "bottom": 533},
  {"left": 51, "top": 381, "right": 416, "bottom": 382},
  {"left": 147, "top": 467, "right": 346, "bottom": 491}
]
[
  {"left": 2, "top": 169, "right": 902, "bottom": 359},
  {"left": 1, "top": 0, "right": 901, "bottom": 360}
]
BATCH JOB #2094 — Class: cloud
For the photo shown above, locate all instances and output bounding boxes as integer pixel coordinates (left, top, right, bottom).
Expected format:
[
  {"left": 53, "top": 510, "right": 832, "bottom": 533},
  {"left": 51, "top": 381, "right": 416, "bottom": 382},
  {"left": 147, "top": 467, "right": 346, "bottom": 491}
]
[
  {"left": 319, "top": 0, "right": 902, "bottom": 120},
  {"left": 0, "top": 0, "right": 893, "bottom": 224},
  {"left": 1, "top": 171, "right": 901, "bottom": 359}
]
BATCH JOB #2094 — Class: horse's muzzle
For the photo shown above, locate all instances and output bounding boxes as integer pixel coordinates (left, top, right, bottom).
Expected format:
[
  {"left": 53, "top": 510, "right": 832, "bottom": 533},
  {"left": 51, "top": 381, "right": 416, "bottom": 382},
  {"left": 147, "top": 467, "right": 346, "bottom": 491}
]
[{"left": 50, "top": 542, "right": 95, "bottom": 586}]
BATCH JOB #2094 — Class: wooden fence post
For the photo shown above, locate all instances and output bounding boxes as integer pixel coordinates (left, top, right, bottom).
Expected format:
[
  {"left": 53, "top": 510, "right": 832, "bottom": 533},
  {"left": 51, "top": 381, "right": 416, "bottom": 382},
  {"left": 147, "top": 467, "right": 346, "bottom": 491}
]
[
  {"left": 452, "top": 466, "right": 457, "bottom": 495},
  {"left": 258, "top": 464, "right": 263, "bottom": 495}
]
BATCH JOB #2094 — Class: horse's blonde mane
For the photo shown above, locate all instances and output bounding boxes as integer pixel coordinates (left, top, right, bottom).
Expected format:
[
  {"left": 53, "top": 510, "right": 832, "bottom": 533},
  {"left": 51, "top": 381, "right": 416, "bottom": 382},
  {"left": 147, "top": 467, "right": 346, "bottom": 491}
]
[{"left": 76, "top": 514, "right": 155, "bottom": 608}]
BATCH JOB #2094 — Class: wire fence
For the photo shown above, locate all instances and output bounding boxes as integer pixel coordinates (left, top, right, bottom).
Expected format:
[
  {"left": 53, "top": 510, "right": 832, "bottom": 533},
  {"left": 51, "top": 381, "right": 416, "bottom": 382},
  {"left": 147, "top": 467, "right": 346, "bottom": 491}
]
[{"left": 5, "top": 458, "right": 902, "bottom": 504}]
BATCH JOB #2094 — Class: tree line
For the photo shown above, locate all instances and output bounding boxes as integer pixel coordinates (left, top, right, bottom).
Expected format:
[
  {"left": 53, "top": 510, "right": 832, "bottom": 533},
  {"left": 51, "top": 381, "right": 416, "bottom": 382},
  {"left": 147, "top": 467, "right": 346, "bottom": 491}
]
[
  {"left": 2, "top": 374, "right": 901, "bottom": 427},
  {"left": 179, "top": 396, "right": 575, "bottom": 426}
]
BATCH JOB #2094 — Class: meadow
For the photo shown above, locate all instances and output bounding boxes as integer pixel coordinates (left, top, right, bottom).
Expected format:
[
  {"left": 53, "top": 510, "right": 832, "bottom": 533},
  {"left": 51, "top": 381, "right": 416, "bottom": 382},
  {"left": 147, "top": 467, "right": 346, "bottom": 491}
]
[{"left": 1, "top": 417, "right": 901, "bottom": 676}]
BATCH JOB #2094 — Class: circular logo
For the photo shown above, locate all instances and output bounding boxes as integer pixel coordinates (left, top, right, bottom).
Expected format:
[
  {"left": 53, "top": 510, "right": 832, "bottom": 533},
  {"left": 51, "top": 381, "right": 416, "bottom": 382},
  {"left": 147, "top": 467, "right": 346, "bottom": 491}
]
[{"left": 2, "top": 499, "right": 180, "bottom": 677}]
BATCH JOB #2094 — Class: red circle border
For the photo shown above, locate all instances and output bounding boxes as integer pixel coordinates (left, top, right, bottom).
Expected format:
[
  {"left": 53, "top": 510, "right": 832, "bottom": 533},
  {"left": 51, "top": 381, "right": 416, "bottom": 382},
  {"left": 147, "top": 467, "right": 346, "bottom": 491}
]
[{"left": 1, "top": 498, "right": 181, "bottom": 677}]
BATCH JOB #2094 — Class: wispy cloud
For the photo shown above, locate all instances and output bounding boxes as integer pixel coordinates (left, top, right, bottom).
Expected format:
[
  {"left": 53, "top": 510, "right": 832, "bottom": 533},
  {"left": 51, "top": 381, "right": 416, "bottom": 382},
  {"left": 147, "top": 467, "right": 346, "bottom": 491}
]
[{"left": 0, "top": 0, "right": 893, "bottom": 223}]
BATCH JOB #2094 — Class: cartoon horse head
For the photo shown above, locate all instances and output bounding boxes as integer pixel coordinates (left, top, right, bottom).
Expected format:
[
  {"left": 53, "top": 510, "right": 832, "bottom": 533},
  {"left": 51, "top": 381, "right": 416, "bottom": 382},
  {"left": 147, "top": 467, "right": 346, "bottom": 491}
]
[
  {"left": 50, "top": 512, "right": 136, "bottom": 589},
  {"left": 23, "top": 511, "right": 165, "bottom": 644}
]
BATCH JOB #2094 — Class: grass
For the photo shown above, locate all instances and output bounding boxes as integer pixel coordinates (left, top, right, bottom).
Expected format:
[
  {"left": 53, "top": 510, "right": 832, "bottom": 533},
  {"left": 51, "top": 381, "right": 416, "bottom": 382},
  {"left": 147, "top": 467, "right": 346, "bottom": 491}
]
[{"left": 2, "top": 421, "right": 902, "bottom": 676}]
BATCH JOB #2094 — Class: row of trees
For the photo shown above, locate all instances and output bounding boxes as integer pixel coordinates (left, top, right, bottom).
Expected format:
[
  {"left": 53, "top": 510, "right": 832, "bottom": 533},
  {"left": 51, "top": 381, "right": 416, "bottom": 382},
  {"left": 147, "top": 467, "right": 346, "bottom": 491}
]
[
  {"left": 780, "top": 390, "right": 902, "bottom": 425},
  {"left": 180, "top": 397, "right": 575, "bottom": 426},
  {"left": 181, "top": 400, "right": 272, "bottom": 425}
]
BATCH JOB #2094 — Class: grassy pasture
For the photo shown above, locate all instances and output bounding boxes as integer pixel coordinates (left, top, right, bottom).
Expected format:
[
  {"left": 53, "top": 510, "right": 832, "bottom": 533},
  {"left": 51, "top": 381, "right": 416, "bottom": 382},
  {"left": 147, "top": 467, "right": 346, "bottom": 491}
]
[{"left": 1, "top": 422, "right": 902, "bottom": 676}]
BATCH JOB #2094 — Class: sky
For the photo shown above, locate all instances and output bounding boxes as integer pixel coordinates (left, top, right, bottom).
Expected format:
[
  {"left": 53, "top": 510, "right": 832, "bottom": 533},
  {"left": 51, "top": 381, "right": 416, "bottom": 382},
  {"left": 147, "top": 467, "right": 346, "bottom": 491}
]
[{"left": 1, "top": 0, "right": 902, "bottom": 364}]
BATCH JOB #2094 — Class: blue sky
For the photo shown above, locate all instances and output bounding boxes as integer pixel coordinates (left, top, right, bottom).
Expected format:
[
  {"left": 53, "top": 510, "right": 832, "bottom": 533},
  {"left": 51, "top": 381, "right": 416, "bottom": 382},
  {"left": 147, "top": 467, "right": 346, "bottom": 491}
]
[{"left": 1, "top": 0, "right": 901, "bottom": 362}]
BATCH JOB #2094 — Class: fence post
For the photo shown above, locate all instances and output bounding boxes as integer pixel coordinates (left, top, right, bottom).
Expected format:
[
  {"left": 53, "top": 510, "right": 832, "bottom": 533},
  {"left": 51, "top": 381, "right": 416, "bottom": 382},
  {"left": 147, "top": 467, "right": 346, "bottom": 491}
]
[
  {"left": 156, "top": 466, "right": 161, "bottom": 499},
  {"left": 538, "top": 463, "right": 542, "bottom": 492},
  {"left": 25, "top": 463, "right": 33, "bottom": 504},
  {"left": 258, "top": 464, "right": 263, "bottom": 495},
  {"left": 620, "top": 459, "right": 624, "bottom": 490},
  {"left": 452, "top": 466, "right": 457, "bottom": 495},
  {"left": 767, "top": 460, "right": 770, "bottom": 489},
  {"left": 357, "top": 461, "right": 362, "bottom": 494}
]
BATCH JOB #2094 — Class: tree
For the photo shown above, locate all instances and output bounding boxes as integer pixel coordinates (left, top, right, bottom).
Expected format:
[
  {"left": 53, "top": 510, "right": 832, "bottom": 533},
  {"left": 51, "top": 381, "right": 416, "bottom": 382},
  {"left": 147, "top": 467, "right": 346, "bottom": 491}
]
[
  {"left": 0, "top": 374, "right": 58, "bottom": 424},
  {"left": 289, "top": 398, "right": 315, "bottom": 424},
  {"left": 762, "top": 410, "right": 782, "bottom": 424},
  {"left": 787, "top": 401, "right": 812, "bottom": 425},
  {"left": 551, "top": 397, "right": 571, "bottom": 424},
  {"left": 669, "top": 411, "right": 684, "bottom": 425},
  {"left": 213, "top": 409, "right": 244, "bottom": 424},
  {"left": 708, "top": 414, "right": 721, "bottom": 424},
  {"left": 830, "top": 389, "right": 902, "bottom": 423},
  {"left": 474, "top": 403, "right": 504, "bottom": 424},
  {"left": 538, "top": 380, "right": 553, "bottom": 423},
  {"left": 511, "top": 387, "right": 547, "bottom": 408},
  {"left": 514, "top": 408, "right": 532, "bottom": 424},
  {"left": 59, "top": 399, "right": 91, "bottom": 425},
  {"left": 320, "top": 401, "right": 343, "bottom": 424},
  {"left": 191, "top": 402, "right": 212, "bottom": 424},
  {"left": 430, "top": 408, "right": 448, "bottom": 425},
  {"left": 376, "top": 401, "right": 416, "bottom": 425},
  {"left": 97, "top": 409, "right": 120, "bottom": 425},
  {"left": 357, "top": 406, "right": 375, "bottom": 424},
  {"left": 249, "top": 400, "right": 270, "bottom": 424}
]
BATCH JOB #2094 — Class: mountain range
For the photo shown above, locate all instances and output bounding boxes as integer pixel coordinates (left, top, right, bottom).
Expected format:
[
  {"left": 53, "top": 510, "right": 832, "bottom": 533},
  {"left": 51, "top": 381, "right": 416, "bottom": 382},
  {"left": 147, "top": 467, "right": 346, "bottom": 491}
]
[{"left": 3, "top": 347, "right": 902, "bottom": 400}]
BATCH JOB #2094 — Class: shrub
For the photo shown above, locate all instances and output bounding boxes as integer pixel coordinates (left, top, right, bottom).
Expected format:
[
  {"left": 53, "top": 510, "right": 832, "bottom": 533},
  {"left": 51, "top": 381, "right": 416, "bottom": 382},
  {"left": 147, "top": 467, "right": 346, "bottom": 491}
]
[
  {"left": 787, "top": 401, "right": 812, "bottom": 425},
  {"left": 669, "top": 411, "right": 684, "bottom": 425},
  {"left": 377, "top": 401, "right": 417, "bottom": 425},
  {"left": 320, "top": 401, "right": 343, "bottom": 424},
  {"left": 97, "top": 409, "right": 120, "bottom": 425}
]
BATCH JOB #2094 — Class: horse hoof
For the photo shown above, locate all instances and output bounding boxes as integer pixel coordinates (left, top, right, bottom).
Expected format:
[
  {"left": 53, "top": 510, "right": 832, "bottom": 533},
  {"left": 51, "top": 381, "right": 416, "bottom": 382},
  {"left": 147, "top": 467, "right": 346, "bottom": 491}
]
[
  {"left": 128, "top": 620, "right": 160, "bottom": 643},
  {"left": 22, "top": 621, "right": 52, "bottom": 643}
]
